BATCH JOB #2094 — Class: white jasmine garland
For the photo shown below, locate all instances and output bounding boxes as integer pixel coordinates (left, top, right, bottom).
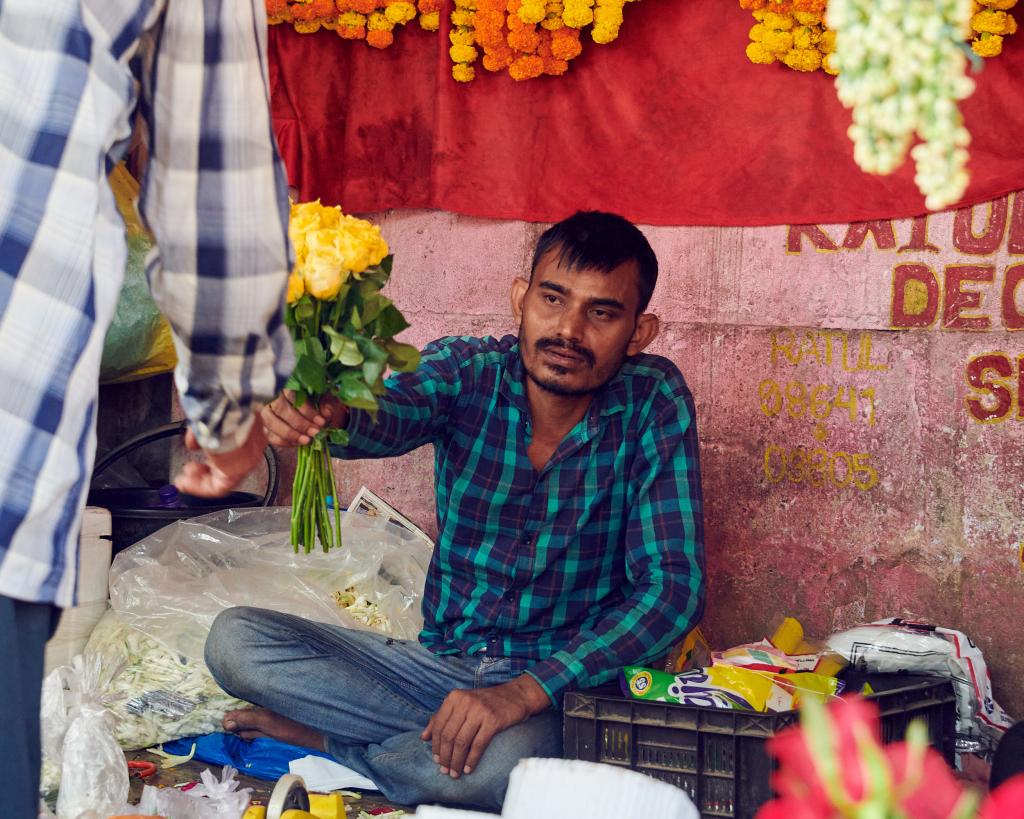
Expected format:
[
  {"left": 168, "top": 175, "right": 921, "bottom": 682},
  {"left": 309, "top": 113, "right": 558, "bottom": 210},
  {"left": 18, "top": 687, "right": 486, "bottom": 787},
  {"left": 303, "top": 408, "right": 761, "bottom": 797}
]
[{"left": 827, "top": 0, "right": 976, "bottom": 210}]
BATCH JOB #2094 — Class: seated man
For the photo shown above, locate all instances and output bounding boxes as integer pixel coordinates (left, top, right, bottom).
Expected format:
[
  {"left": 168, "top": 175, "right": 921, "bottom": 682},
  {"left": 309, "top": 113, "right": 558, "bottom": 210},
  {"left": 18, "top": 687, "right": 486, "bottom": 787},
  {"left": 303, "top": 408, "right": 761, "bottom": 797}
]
[{"left": 204, "top": 211, "right": 705, "bottom": 810}]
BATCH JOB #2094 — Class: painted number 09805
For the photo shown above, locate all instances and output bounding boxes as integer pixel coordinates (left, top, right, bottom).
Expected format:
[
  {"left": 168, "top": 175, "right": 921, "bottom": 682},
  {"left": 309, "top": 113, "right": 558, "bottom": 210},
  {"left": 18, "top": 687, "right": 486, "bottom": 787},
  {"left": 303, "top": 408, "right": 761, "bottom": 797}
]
[{"left": 763, "top": 444, "right": 880, "bottom": 491}]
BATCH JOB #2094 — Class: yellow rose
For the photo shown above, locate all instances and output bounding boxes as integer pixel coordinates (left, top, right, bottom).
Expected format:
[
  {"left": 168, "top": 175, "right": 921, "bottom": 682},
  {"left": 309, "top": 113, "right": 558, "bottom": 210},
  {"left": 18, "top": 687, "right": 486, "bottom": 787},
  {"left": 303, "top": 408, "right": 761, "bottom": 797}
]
[
  {"left": 302, "top": 229, "right": 348, "bottom": 299},
  {"left": 286, "top": 272, "right": 305, "bottom": 304}
]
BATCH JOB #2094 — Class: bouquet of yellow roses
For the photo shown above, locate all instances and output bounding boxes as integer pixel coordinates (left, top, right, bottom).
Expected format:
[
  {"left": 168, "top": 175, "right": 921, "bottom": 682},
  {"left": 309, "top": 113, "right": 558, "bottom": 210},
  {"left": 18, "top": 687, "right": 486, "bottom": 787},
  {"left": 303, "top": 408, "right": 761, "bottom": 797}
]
[{"left": 285, "top": 200, "right": 420, "bottom": 552}]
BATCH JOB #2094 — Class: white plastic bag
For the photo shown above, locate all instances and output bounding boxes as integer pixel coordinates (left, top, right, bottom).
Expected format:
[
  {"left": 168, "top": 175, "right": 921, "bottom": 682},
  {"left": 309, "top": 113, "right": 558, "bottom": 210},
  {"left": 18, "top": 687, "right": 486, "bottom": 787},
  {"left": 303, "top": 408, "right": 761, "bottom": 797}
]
[
  {"left": 83, "top": 609, "right": 248, "bottom": 749},
  {"left": 106, "top": 765, "right": 251, "bottom": 819},
  {"left": 85, "top": 506, "right": 431, "bottom": 749},
  {"left": 827, "top": 618, "right": 1013, "bottom": 754},
  {"left": 52, "top": 655, "right": 128, "bottom": 819}
]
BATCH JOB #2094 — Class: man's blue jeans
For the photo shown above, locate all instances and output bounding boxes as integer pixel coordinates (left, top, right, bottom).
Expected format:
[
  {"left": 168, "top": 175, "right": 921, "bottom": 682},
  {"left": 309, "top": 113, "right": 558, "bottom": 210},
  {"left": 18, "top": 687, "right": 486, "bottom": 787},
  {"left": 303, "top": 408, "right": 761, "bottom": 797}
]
[{"left": 204, "top": 607, "right": 561, "bottom": 811}]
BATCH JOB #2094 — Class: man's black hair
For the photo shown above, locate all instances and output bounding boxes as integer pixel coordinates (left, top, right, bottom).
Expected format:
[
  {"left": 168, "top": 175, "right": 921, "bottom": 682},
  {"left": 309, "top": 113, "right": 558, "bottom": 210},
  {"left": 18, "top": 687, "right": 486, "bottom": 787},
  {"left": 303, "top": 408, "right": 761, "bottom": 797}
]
[{"left": 530, "top": 211, "right": 658, "bottom": 313}]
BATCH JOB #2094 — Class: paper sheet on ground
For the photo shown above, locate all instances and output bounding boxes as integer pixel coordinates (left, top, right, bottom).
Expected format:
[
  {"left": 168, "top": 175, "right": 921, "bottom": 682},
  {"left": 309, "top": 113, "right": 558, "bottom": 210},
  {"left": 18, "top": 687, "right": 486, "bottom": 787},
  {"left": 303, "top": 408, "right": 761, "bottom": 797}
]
[{"left": 289, "top": 755, "right": 379, "bottom": 792}]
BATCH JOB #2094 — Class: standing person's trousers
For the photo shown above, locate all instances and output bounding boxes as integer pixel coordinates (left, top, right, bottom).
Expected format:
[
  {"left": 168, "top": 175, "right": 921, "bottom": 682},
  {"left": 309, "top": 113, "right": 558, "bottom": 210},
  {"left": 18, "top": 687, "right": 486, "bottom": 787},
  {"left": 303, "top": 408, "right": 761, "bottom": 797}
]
[{"left": 0, "top": 594, "right": 60, "bottom": 819}]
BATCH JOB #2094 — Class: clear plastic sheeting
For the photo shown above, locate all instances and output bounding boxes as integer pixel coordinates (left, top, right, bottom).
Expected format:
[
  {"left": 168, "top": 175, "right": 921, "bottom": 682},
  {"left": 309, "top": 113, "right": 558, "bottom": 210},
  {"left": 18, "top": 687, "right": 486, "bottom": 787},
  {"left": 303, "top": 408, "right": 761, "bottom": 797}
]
[{"left": 108, "top": 506, "right": 432, "bottom": 661}]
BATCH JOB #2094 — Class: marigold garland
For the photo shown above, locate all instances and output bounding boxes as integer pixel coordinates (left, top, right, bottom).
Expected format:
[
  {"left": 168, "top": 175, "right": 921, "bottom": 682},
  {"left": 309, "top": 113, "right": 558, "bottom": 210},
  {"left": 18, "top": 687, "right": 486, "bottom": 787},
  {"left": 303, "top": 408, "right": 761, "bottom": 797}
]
[
  {"left": 737, "top": 0, "right": 1016, "bottom": 73},
  {"left": 266, "top": 0, "right": 642, "bottom": 81}
]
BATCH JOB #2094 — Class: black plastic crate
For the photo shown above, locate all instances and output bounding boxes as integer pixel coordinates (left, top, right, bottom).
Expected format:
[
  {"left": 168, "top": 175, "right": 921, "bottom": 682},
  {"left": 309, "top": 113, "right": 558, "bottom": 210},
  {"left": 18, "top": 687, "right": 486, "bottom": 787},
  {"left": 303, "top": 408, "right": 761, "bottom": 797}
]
[{"left": 562, "top": 673, "right": 956, "bottom": 819}]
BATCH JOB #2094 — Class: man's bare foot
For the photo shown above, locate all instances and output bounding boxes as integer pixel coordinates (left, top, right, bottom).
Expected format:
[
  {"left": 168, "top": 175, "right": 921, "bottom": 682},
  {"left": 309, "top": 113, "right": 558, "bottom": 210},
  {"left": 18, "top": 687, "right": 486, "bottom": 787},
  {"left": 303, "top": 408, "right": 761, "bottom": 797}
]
[{"left": 222, "top": 707, "right": 325, "bottom": 750}]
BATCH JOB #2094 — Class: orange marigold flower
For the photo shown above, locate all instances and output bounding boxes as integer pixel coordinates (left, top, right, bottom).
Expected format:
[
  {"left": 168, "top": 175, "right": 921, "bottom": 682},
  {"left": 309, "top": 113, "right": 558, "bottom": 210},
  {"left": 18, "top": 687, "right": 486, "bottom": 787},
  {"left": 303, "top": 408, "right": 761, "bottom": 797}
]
[
  {"left": 367, "top": 27, "right": 394, "bottom": 46},
  {"left": 551, "top": 28, "right": 582, "bottom": 59},
  {"left": 335, "top": 0, "right": 352, "bottom": 10},
  {"left": 417, "top": 0, "right": 440, "bottom": 10},
  {"left": 338, "top": 23, "right": 367, "bottom": 37},
  {"left": 543, "top": 56, "right": 569, "bottom": 75},
  {"left": 508, "top": 26, "right": 540, "bottom": 50},
  {"left": 291, "top": 3, "right": 318, "bottom": 21},
  {"left": 311, "top": 0, "right": 336, "bottom": 14},
  {"left": 267, "top": 0, "right": 289, "bottom": 14},
  {"left": 482, "top": 49, "right": 513, "bottom": 71},
  {"left": 739, "top": 0, "right": 768, "bottom": 8},
  {"left": 509, "top": 54, "right": 544, "bottom": 80},
  {"left": 350, "top": 0, "right": 378, "bottom": 14}
]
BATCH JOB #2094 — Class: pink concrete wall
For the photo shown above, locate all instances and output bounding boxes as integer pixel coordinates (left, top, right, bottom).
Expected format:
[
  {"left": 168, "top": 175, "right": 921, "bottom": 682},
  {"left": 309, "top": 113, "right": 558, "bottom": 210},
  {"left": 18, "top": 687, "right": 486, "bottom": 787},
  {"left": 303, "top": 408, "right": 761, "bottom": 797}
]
[{"left": 282, "top": 197, "right": 1024, "bottom": 715}]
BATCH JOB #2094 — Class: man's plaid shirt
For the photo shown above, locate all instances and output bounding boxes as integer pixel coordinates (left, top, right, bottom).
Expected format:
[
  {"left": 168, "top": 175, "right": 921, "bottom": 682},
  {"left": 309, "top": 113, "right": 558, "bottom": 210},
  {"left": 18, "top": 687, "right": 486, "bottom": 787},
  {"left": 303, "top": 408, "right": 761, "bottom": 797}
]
[{"left": 339, "top": 335, "right": 705, "bottom": 703}]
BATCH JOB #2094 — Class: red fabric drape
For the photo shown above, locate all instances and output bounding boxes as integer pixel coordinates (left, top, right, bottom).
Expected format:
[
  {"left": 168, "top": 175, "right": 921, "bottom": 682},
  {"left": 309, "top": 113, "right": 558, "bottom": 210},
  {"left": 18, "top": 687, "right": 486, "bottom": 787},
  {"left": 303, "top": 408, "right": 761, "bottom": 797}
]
[{"left": 268, "top": 0, "right": 1024, "bottom": 226}]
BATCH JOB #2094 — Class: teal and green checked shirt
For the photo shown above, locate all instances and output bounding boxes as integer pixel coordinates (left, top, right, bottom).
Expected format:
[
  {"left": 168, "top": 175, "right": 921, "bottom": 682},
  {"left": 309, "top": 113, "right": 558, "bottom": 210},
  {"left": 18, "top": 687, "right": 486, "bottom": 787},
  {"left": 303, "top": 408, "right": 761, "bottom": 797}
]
[{"left": 335, "top": 335, "right": 704, "bottom": 704}]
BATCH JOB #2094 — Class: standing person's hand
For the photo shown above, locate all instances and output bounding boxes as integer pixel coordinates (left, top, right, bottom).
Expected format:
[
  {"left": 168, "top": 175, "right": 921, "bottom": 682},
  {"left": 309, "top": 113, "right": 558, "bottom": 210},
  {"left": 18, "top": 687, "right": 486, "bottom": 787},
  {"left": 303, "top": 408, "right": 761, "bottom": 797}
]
[
  {"left": 174, "top": 421, "right": 269, "bottom": 497},
  {"left": 261, "top": 390, "right": 348, "bottom": 447},
  {"left": 421, "top": 674, "right": 551, "bottom": 779}
]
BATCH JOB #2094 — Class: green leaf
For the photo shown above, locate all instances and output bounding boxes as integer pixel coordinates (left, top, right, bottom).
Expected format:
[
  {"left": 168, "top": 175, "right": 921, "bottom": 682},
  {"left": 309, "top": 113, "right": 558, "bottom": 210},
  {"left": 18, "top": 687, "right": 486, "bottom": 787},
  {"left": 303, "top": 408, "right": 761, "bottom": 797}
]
[
  {"left": 350, "top": 303, "right": 362, "bottom": 331},
  {"left": 372, "top": 305, "right": 410, "bottom": 338},
  {"left": 356, "top": 335, "right": 389, "bottom": 386},
  {"left": 293, "top": 353, "right": 326, "bottom": 394},
  {"left": 384, "top": 340, "right": 420, "bottom": 372},
  {"left": 369, "top": 375, "right": 388, "bottom": 396},
  {"left": 358, "top": 293, "right": 389, "bottom": 326},
  {"left": 328, "top": 428, "right": 350, "bottom": 446},
  {"left": 380, "top": 254, "right": 393, "bottom": 275},
  {"left": 323, "top": 327, "right": 364, "bottom": 366},
  {"left": 337, "top": 370, "right": 378, "bottom": 413}
]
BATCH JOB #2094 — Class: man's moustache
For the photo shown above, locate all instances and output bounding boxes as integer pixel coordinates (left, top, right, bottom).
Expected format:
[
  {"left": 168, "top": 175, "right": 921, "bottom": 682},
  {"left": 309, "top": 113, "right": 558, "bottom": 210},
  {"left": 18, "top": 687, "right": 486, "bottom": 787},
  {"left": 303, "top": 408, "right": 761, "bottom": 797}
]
[{"left": 535, "top": 338, "right": 595, "bottom": 365}]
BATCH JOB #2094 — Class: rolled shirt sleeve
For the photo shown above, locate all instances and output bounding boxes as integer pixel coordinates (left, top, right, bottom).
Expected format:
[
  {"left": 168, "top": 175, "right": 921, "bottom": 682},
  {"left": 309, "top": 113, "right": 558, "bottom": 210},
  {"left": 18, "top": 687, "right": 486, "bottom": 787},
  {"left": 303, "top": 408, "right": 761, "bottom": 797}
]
[{"left": 138, "top": 0, "right": 294, "bottom": 452}]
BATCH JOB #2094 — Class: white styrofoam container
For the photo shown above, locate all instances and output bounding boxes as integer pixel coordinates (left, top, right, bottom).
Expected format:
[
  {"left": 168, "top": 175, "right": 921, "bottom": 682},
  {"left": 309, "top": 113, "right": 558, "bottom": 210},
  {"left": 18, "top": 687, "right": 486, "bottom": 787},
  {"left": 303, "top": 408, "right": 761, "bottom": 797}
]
[{"left": 44, "top": 507, "right": 112, "bottom": 673}]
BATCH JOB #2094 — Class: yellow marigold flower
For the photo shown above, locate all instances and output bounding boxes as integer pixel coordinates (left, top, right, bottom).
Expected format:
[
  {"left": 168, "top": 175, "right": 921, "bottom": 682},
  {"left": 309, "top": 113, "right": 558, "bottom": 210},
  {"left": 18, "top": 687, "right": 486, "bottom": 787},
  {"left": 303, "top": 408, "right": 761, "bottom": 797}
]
[
  {"left": 294, "top": 20, "right": 323, "bottom": 33},
  {"left": 451, "top": 9, "right": 474, "bottom": 25},
  {"left": 286, "top": 273, "right": 305, "bottom": 304},
  {"left": 419, "top": 10, "right": 440, "bottom": 28},
  {"left": 367, "top": 11, "right": 394, "bottom": 29},
  {"left": 783, "top": 47, "right": 822, "bottom": 71},
  {"left": 518, "top": 0, "right": 546, "bottom": 23},
  {"left": 972, "top": 9, "right": 1017, "bottom": 33},
  {"left": 450, "top": 29, "right": 476, "bottom": 45},
  {"left": 453, "top": 0, "right": 475, "bottom": 8},
  {"left": 822, "top": 52, "right": 838, "bottom": 75},
  {"left": 977, "top": 0, "right": 1016, "bottom": 9},
  {"left": 449, "top": 44, "right": 478, "bottom": 63},
  {"left": 541, "top": 14, "right": 563, "bottom": 29},
  {"left": 749, "top": 23, "right": 767, "bottom": 41},
  {"left": 972, "top": 32, "right": 1004, "bottom": 54},
  {"left": 818, "top": 28, "right": 836, "bottom": 53},
  {"left": 562, "top": 0, "right": 594, "bottom": 27},
  {"left": 762, "top": 29, "right": 794, "bottom": 53},
  {"left": 746, "top": 41, "right": 776, "bottom": 63},
  {"left": 793, "top": 24, "right": 820, "bottom": 49},
  {"left": 591, "top": 22, "right": 619, "bottom": 43},
  {"left": 384, "top": 1, "right": 416, "bottom": 23},
  {"left": 338, "top": 10, "right": 365, "bottom": 25},
  {"left": 758, "top": 11, "right": 793, "bottom": 29},
  {"left": 793, "top": 11, "right": 821, "bottom": 25},
  {"left": 452, "top": 63, "right": 476, "bottom": 82}
]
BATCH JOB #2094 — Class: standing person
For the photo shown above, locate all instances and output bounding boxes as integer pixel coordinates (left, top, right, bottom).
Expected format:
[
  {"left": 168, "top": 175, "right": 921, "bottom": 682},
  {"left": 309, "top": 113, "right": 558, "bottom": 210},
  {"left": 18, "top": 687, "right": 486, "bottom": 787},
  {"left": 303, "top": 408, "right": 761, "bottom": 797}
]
[
  {"left": 0, "top": 1, "right": 293, "bottom": 815},
  {"left": 206, "top": 211, "right": 705, "bottom": 811}
]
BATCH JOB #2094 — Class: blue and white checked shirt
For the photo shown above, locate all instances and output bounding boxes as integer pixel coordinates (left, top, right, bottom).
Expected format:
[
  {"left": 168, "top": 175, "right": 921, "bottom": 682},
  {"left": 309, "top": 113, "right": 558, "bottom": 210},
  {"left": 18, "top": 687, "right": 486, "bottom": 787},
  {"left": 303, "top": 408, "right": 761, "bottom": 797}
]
[{"left": 0, "top": 0, "right": 294, "bottom": 606}]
